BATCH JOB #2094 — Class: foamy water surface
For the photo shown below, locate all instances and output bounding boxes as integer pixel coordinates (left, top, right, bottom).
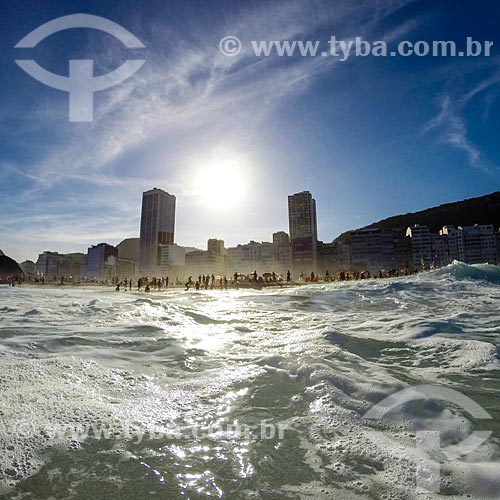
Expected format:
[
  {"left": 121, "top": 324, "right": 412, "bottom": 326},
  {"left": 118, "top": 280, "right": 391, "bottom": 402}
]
[{"left": 0, "top": 262, "right": 499, "bottom": 499}]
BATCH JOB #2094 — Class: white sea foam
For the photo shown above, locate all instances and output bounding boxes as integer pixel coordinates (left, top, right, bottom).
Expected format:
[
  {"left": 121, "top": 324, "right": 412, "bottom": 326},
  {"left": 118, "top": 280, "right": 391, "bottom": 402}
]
[{"left": 0, "top": 263, "right": 499, "bottom": 498}]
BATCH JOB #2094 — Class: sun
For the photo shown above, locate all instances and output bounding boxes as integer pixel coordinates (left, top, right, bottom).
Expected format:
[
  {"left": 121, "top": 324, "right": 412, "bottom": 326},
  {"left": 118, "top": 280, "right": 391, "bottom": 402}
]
[{"left": 192, "top": 153, "right": 248, "bottom": 210}]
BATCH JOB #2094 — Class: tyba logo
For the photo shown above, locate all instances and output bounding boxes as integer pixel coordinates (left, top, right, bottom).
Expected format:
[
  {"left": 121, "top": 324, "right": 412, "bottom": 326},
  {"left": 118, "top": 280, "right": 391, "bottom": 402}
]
[
  {"left": 15, "top": 14, "right": 145, "bottom": 122},
  {"left": 363, "top": 384, "right": 492, "bottom": 493}
]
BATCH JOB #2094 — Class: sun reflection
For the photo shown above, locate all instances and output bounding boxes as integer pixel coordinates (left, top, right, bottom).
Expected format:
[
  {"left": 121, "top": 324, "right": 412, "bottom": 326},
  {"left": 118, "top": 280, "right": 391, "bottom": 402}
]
[{"left": 177, "top": 470, "right": 223, "bottom": 498}]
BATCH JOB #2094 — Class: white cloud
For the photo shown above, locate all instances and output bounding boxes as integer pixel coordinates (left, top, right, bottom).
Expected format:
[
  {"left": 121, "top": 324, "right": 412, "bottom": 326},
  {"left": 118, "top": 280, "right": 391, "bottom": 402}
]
[{"left": 424, "top": 70, "right": 500, "bottom": 171}]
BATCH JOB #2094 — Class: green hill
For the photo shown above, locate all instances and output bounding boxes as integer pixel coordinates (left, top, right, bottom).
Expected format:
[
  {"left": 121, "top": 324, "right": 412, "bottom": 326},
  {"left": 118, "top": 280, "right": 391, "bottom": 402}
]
[{"left": 334, "top": 191, "right": 500, "bottom": 242}]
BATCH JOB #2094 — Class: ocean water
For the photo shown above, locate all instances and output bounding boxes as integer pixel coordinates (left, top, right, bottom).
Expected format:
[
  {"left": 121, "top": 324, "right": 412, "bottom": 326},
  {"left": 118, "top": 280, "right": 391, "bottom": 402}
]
[{"left": 0, "top": 262, "right": 499, "bottom": 499}]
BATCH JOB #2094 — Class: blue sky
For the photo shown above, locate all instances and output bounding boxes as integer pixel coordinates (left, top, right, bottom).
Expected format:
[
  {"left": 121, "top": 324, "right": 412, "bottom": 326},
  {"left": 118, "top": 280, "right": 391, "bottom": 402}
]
[{"left": 1, "top": 0, "right": 500, "bottom": 262}]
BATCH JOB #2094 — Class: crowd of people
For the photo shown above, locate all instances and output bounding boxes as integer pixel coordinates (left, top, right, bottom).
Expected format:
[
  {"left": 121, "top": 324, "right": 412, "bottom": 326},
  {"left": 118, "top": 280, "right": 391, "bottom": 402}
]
[
  {"left": 112, "top": 270, "right": 295, "bottom": 293},
  {"left": 14, "top": 264, "right": 431, "bottom": 292},
  {"left": 110, "top": 265, "right": 423, "bottom": 292}
]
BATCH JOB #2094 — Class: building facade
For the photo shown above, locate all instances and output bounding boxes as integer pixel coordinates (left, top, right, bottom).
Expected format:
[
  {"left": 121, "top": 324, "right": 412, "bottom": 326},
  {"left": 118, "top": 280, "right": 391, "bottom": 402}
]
[
  {"left": 117, "top": 238, "right": 140, "bottom": 263},
  {"left": 350, "top": 228, "right": 395, "bottom": 274},
  {"left": 227, "top": 241, "right": 262, "bottom": 275},
  {"left": 460, "top": 224, "right": 497, "bottom": 264},
  {"left": 139, "top": 188, "right": 176, "bottom": 274},
  {"left": 36, "top": 251, "right": 63, "bottom": 281},
  {"left": 208, "top": 239, "right": 225, "bottom": 255},
  {"left": 86, "top": 243, "right": 118, "bottom": 282},
  {"left": 159, "top": 244, "right": 189, "bottom": 276},
  {"left": 20, "top": 260, "right": 37, "bottom": 281},
  {"left": 430, "top": 233, "right": 449, "bottom": 267},
  {"left": 440, "top": 226, "right": 464, "bottom": 262},
  {"left": 273, "top": 232, "right": 293, "bottom": 276},
  {"left": 288, "top": 191, "right": 318, "bottom": 274},
  {"left": 185, "top": 250, "right": 225, "bottom": 277},
  {"left": 406, "top": 225, "right": 432, "bottom": 270},
  {"left": 35, "top": 251, "right": 85, "bottom": 282}
]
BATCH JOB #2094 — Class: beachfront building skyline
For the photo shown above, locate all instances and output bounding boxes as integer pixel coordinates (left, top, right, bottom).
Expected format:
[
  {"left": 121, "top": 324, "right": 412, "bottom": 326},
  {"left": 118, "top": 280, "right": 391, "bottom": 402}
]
[
  {"left": 139, "top": 188, "right": 176, "bottom": 274},
  {"left": 288, "top": 191, "right": 318, "bottom": 274},
  {"left": 23, "top": 189, "right": 500, "bottom": 282},
  {"left": 35, "top": 251, "right": 86, "bottom": 282}
]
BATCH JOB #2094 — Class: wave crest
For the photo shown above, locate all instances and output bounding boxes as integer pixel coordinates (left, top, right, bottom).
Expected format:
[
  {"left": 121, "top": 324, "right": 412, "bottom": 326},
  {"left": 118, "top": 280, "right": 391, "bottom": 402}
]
[{"left": 429, "top": 261, "right": 500, "bottom": 284}]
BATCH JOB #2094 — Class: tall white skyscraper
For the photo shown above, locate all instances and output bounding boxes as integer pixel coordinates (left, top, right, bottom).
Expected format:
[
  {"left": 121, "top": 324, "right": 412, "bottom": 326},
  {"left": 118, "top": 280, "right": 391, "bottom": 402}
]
[{"left": 139, "top": 188, "right": 176, "bottom": 274}]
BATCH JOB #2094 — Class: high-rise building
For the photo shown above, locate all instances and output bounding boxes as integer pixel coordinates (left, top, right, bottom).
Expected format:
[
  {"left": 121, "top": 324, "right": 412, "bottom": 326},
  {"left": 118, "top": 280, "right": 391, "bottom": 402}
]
[
  {"left": 227, "top": 241, "right": 262, "bottom": 275},
  {"left": 288, "top": 191, "right": 318, "bottom": 241},
  {"left": 35, "top": 251, "right": 83, "bottom": 281},
  {"left": 440, "top": 225, "right": 464, "bottom": 262},
  {"left": 350, "top": 228, "right": 395, "bottom": 274},
  {"left": 117, "top": 238, "right": 140, "bottom": 263},
  {"left": 318, "top": 241, "right": 352, "bottom": 275},
  {"left": 86, "top": 243, "right": 118, "bottom": 282},
  {"left": 185, "top": 249, "right": 225, "bottom": 277},
  {"left": 273, "top": 231, "right": 290, "bottom": 245},
  {"left": 273, "top": 232, "right": 292, "bottom": 275},
  {"left": 139, "top": 188, "right": 176, "bottom": 274},
  {"left": 159, "top": 244, "right": 188, "bottom": 275},
  {"left": 36, "top": 251, "right": 63, "bottom": 281},
  {"left": 288, "top": 191, "right": 318, "bottom": 273},
  {"left": 406, "top": 225, "right": 432, "bottom": 270},
  {"left": 208, "top": 239, "right": 225, "bottom": 255},
  {"left": 459, "top": 224, "right": 497, "bottom": 264},
  {"left": 393, "top": 233, "right": 413, "bottom": 272},
  {"left": 430, "top": 233, "right": 449, "bottom": 267},
  {"left": 117, "top": 238, "right": 140, "bottom": 279},
  {"left": 20, "top": 260, "right": 37, "bottom": 281}
]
